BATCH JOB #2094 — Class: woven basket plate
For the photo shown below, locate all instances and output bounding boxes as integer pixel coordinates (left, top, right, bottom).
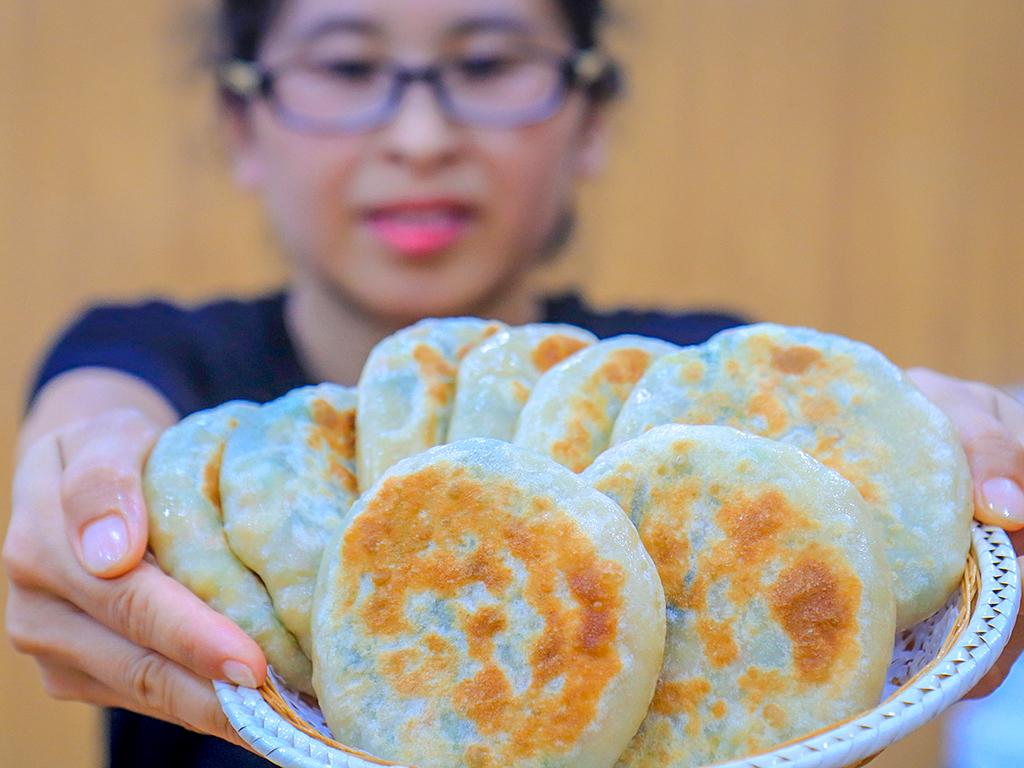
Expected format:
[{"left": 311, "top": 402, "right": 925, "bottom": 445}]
[{"left": 215, "top": 522, "right": 1019, "bottom": 768}]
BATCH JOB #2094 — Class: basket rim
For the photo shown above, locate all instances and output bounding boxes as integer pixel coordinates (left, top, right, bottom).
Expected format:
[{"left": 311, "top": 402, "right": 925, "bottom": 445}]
[{"left": 215, "top": 521, "right": 1020, "bottom": 768}]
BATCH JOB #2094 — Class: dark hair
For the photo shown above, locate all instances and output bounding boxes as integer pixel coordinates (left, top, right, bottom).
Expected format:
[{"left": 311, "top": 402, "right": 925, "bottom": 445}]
[{"left": 214, "top": 0, "right": 621, "bottom": 101}]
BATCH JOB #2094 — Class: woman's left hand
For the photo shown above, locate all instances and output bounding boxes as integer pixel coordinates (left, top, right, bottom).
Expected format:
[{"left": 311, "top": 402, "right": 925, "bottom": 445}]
[{"left": 907, "top": 367, "right": 1024, "bottom": 697}]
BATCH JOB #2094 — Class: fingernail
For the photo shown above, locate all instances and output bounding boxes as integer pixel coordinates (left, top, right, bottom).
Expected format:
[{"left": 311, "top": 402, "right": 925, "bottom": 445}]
[
  {"left": 222, "top": 660, "right": 258, "bottom": 689},
  {"left": 982, "top": 477, "right": 1024, "bottom": 526},
  {"left": 81, "top": 514, "right": 129, "bottom": 573}
]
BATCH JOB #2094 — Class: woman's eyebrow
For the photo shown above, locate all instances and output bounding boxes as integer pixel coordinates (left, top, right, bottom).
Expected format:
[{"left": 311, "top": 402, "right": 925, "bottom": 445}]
[
  {"left": 294, "top": 17, "right": 383, "bottom": 42},
  {"left": 447, "top": 15, "right": 537, "bottom": 38}
]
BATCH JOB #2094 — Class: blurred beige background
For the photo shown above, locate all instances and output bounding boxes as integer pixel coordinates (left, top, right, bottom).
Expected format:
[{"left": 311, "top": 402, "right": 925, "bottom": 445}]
[{"left": 2, "top": 0, "right": 1022, "bottom": 765}]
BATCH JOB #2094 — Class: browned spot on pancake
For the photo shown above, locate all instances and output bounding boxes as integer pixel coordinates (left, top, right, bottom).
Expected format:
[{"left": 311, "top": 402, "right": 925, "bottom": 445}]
[
  {"left": 651, "top": 678, "right": 711, "bottom": 736},
  {"left": 457, "top": 324, "right": 503, "bottom": 360},
  {"left": 602, "top": 348, "right": 653, "bottom": 386},
  {"left": 737, "top": 666, "right": 787, "bottom": 710},
  {"left": 462, "top": 605, "right": 507, "bottom": 660},
  {"left": 414, "top": 343, "right": 456, "bottom": 404},
  {"left": 203, "top": 443, "right": 224, "bottom": 510},
  {"left": 763, "top": 703, "right": 787, "bottom": 729},
  {"left": 551, "top": 418, "right": 593, "bottom": 473},
  {"left": 455, "top": 664, "right": 513, "bottom": 735},
  {"left": 671, "top": 439, "right": 695, "bottom": 455},
  {"left": 710, "top": 700, "right": 727, "bottom": 719},
  {"left": 768, "top": 546, "right": 861, "bottom": 684},
  {"left": 681, "top": 361, "right": 705, "bottom": 383},
  {"left": 381, "top": 633, "right": 458, "bottom": 698},
  {"left": 748, "top": 392, "right": 789, "bottom": 435},
  {"left": 640, "top": 518, "right": 691, "bottom": 607},
  {"left": 532, "top": 334, "right": 590, "bottom": 373},
  {"left": 307, "top": 400, "right": 359, "bottom": 494},
  {"left": 464, "top": 745, "right": 497, "bottom": 768},
  {"left": 706, "top": 489, "right": 810, "bottom": 607},
  {"left": 511, "top": 380, "right": 531, "bottom": 405},
  {"left": 309, "top": 400, "right": 357, "bottom": 459},
  {"left": 697, "top": 617, "right": 739, "bottom": 668},
  {"left": 340, "top": 464, "right": 625, "bottom": 761},
  {"left": 800, "top": 393, "right": 839, "bottom": 423},
  {"left": 638, "top": 478, "right": 700, "bottom": 607},
  {"left": 771, "top": 345, "right": 822, "bottom": 375}
]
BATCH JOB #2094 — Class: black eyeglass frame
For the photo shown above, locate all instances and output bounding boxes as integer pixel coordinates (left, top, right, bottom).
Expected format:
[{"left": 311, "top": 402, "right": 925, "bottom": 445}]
[{"left": 218, "top": 48, "right": 613, "bottom": 133}]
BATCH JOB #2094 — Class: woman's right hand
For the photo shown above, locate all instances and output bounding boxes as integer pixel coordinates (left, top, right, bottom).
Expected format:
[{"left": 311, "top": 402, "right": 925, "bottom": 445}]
[{"left": 3, "top": 406, "right": 267, "bottom": 748}]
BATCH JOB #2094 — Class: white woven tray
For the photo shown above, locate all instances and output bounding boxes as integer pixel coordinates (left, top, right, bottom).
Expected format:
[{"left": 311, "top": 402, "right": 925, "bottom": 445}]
[{"left": 215, "top": 522, "right": 1020, "bottom": 768}]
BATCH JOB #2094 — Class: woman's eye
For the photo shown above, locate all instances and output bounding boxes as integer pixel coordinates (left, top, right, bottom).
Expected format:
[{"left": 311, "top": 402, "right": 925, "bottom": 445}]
[
  {"left": 456, "top": 55, "right": 518, "bottom": 80},
  {"left": 320, "top": 60, "right": 381, "bottom": 82}
]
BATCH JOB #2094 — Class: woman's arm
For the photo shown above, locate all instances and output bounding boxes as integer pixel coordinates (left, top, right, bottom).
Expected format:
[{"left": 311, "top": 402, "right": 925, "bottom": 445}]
[{"left": 3, "top": 367, "right": 265, "bottom": 747}]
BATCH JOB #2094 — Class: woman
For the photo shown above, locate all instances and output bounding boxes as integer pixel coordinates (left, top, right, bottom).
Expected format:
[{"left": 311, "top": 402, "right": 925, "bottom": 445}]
[{"left": 4, "top": 1, "right": 1023, "bottom": 766}]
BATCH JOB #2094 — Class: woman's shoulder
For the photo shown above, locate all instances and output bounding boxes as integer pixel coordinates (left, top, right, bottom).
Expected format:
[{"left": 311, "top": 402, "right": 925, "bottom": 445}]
[
  {"left": 542, "top": 292, "right": 747, "bottom": 347},
  {"left": 29, "top": 290, "right": 301, "bottom": 414}
]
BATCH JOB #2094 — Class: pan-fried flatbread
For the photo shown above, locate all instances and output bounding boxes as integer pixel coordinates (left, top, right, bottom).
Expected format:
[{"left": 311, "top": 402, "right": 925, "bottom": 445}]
[
  {"left": 448, "top": 323, "right": 596, "bottom": 442},
  {"left": 312, "top": 439, "right": 666, "bottom": 768},
  {"left": 357, "top": 318, "right": 504, "bottom": 490},
  {"left": 144, "top": 402, "right": 314, "bottom": 694},
  {"left": 221, "top": 384, "right": 358, "bottom": 658},
  {"left": 514, "top": 335, "right": 678, "bottom": 472},
  {"left": 583, "top": 424, "right": 895, "bottom": 768},
  {"left": 612, "top": 323, "right": 972, "bottom": 628}
]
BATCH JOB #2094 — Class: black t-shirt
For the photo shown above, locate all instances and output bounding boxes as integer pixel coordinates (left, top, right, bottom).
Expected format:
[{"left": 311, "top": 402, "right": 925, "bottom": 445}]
[{"left": 29, "top": 290, "right": 744, "bottom": 768}]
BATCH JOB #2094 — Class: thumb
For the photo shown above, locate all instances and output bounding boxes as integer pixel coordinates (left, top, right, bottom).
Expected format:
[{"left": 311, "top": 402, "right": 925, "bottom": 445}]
[{"left": 59, "top": 409, "right": 161, "bottom": 578}]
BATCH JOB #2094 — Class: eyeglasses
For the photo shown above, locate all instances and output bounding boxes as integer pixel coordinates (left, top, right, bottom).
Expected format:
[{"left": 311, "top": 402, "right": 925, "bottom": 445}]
[{"left": 218, "top": 47, "right": 611, "bottom": 133}]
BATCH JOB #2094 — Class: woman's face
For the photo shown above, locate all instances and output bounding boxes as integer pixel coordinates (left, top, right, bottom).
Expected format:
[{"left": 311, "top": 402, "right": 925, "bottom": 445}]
[{"left": 230, "top": 0, "right": 607, "bottom": 322}]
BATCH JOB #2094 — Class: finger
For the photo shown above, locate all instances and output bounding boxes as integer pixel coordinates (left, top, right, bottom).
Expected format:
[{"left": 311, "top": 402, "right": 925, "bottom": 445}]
[
  {"left": 59, "top": 409, "right": 160, "bottom": 577},
  {"left": 9, "top": 436, "right": 266, "bottom": 689},
  {"left": 913, "top": 374, "right": 1024, "bottom": 530},
  {"left": 36, "top": 660, "right": 125, "bottom": 708},
  {"left": 80, "top": 561, "right": 267, "bottom": 687},
  {"left": 16, "top": 588, "right": 245, "bottom": 746},
  {"left": 951, "top": 404, "right": 1024, "bottom": 531}
]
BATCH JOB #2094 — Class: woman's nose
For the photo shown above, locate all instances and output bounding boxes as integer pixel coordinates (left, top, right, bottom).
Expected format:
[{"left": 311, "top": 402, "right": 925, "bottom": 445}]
[{"left": 379, "top": 82, "right": 462, "bottom": 173}]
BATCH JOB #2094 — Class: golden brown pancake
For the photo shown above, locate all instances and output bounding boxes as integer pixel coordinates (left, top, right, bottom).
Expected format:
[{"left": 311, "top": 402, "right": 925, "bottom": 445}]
[
  {"left": 612, "top": 323, "right": 972, "bottom": 628},
  {"left": 221, "top": 384, "right": 358, "bottom": 658},
  {"left": 583, "top": 424, "right": 895, "bottom": 768},
  {"left": 312, "top": 439, "right": 666, "bottom": 768},
  {"left": 356, "top": 318, "right": 505, "bottom": 490},
  {"left": 144, "top": 401, "right": 314, "bottom": 694},
  {"left": 514, "top": 335, "right": 678, "bottom": 472},
  {"left": 448, "top": 323, "right": 596, "bottom": 442}
]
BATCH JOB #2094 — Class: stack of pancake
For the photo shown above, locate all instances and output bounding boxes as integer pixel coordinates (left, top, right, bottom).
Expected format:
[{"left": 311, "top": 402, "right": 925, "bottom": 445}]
[{"left": 145, "top": 321, "right": 973, "bottom": 768}]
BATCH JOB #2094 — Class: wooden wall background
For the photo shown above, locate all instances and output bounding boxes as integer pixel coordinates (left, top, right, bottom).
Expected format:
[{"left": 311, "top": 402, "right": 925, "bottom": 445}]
[{"left": 2, "top": 0, "right": 1021, "bottom": 765}]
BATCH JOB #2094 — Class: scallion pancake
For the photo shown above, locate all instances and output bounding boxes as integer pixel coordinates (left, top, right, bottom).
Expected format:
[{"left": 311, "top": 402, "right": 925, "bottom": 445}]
[
  {"left": 357, "top": 318, "right": 504, "bottom": 490},
  {"left": 448, "top": 323, "right": 596, "bottom": 442},
  {"left": 583, "top": 424, "right": 895, "bottom": 768},
  {"left": 312, "top": 439, "right": 666, "bottom": 768},
  {"left": 221, "top": 383, "right": 359, "bottom": 657},
  {"left": 612, "top": 323, "right": 972, "bottom": 628},
  {"left": 144, "top": 401, "right": 313, "bottom": 694},
  {"left": 514, "top": 335, "right": 678, "bottom": 472}
]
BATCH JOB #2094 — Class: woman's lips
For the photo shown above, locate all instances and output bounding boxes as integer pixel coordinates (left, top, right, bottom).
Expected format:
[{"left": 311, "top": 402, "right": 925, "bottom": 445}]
[{"left": 365, "top": 203, "right": 474, "bottom": 258}]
